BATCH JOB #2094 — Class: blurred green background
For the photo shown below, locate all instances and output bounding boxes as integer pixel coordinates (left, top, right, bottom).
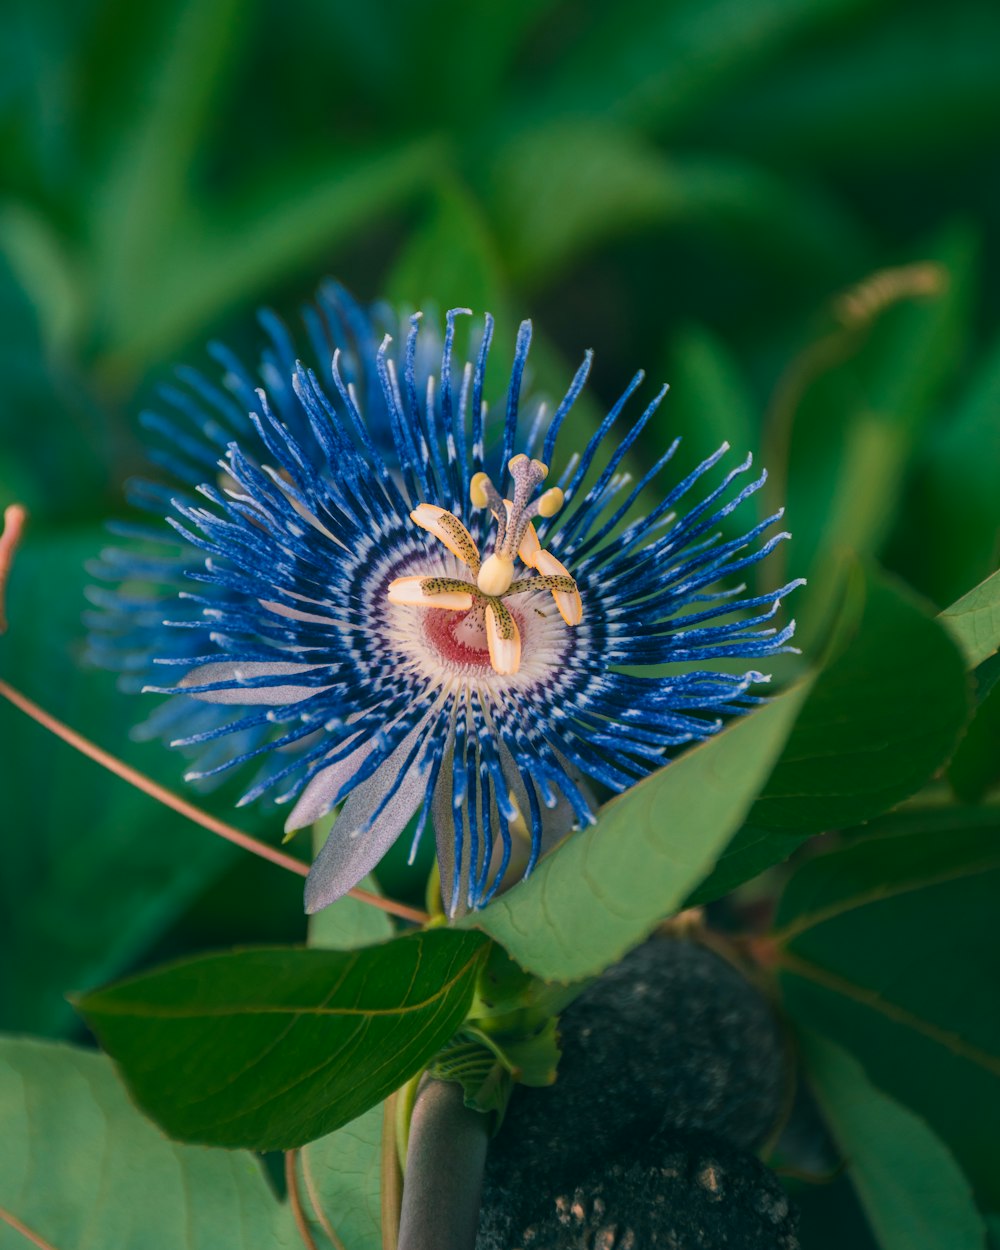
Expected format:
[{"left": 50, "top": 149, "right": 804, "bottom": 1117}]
[{"left": 1, "top": 0, "right": 998, "bottom": 1090}]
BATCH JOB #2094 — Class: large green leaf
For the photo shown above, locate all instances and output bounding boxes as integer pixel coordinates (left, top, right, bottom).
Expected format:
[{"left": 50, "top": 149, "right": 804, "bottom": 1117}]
[
  {"left": 468, "top": 681, "right": 811, "bottom": 982},
  {"left": 799, "top": 1031, "right": 986, "bottom": 1250},
  {"left": 775, "top": 825, "right": 1000, "bottom": 1207},
  {"left": 940, "top": 569, "right": 1000, "bottom": 671},
  {"left": 0, "top": 529, "right": 240, "bottom": 1036},
  {"left": 688, "top": 566, "right": 971, "bottom": 905},
  {"left": 294, "top": 858, "right": 390, "bottom": 1248},
  {"left": 948, "top": 677, "right": 1000, "bottom": 804},
  {"left": 294, "top": 1103, "right": 383, "bottom": 1250},
  {"left": 386, "top": 177, "right": 507, "bottom": 322},
  {"left": 914, "top": 329, "right": 1000, "bottom": 605},
  {"left": 75, "top": 928, "right": 488, "bottom": 1150},
  {"left": 89, "top": 0, "right": 247, "bottom": 338},
  {"left": 0, "top": 1037, "right": 296, "bottom": 1250},
  {"left": 101, "top": 137, "right": 440, "bottom": 372},
  {"left": 750, "top": 567, "right": 970, "bottom": 832}
]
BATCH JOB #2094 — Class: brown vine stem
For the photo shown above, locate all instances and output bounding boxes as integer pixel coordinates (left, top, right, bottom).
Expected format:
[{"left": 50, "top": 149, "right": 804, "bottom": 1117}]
[
  {"left": 285, "top": 1151, "right": 321, "bottom": 1250},
  {"left": 0, "top": 1204, "right": 60, "bottom": 1250},
  {"left": 0, "top": 503, "right": 27, "bottom": 634},
  {"left": 0, "top": 677, "right": 429, "bottom": 926}
]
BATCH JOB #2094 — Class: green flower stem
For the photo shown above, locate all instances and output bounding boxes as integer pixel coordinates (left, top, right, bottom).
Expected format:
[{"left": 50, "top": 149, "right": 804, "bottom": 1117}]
[{"left": 397, "top": 1077, "right": 490, "bottom": 1250}]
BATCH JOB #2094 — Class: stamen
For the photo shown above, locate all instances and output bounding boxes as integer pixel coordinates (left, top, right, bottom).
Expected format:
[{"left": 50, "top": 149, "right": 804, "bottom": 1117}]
[
  {"left": 532, "top": 550, "right": 583, "bottom": 626},
  {"left": 485, "top": 600, "right": 521, "bottom": 675},
  {"left": 410, "top": 504, "right": 480, "bottom": 572},
  {"left": 388, "top": 577, "right": 474, "bottom": 611},
  {"left": 391, "top": 448, "right": 583, "bottom": 677}
]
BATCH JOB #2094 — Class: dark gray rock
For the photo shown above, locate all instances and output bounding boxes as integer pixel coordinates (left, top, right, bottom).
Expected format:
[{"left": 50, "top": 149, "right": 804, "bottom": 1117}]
[
  {"left": 478, "top": 1131, "right": 800, "bottom": 1250},
  {"left": 476, "top": 936, "right": 791, "bottom": 1249}
]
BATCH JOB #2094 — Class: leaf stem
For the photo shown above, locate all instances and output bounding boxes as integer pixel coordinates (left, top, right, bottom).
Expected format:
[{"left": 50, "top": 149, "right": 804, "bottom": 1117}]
[
  {"left": 0, "top": 677, "right": 429, "bottom": 926},
  {"left": 382, "top": 1092, "right": 404, "bottom": 1250},
  {"left": 396, "top": 1078, "right": 489, "bottom": 1250},
  {"left": 0, "top": 1205, "right": 59, "bottom": 1250},
  {"left": 285, "top": 1150, "right": 321, "bottom": 1250}
]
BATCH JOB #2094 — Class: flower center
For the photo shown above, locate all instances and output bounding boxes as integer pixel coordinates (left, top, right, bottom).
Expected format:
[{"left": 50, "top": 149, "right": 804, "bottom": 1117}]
[{"left": 387, "top": 453, "right": 582, "bottom": 676}]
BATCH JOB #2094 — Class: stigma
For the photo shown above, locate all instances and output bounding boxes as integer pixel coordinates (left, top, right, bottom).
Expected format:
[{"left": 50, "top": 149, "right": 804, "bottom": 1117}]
[{"left": 387, "top": 454, "right": 582, "bottom": 676}]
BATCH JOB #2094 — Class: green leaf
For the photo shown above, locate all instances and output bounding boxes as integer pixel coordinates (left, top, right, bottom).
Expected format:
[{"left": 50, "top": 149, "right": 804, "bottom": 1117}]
[
  {"left": 100, "top": 137, "right": 441, "bottom": 371},
  {"left": 775, "top": 825, "right": 1000, "bottom": 1207},
  {"left": 799, "top": 1030, "right": 986, "bottom": 1250},
  {"left": 688, "top": 565, "right": 971, "bottom": 905},
  {"left": 750, "top": 566, "right": 970, "bottom": 833},
  {"left": 386, "top": 177, "right": 507, "bottom": 320},
  {"left": 307, "top": 880, "right": 394, "bottom": 950},
  {"left": 0, "top": 528, "right": 238, "bottom": 1036},
  {"left": 914, "top": 328, "right": 1000, "bottom": 604},
  {"left": 294, "top": 1103, "right": 383, "bottom": 1250},
  {"left": 683, "top": 825, "right": 811, "bottom": 908},
  {"left": 75, "top": 928, "right": 488, "bottom": 1150},
  {"left": 0, "top": 1037, "right": 295, "bottom": 1249},
  {"left": 948, "top": 679, "right": 1000, "bottom": 804},
  {"left": 940, "top": 569, "right": 1000, "bottom": 671},
  {"left": 89, "top": 0, "right": 249, "bottom": 334},
  {"left": 664, "top": 323, "right": 757, "bottom": 460},
  {"left": 467, "top": 681, "right": 811, "bottom": 982}
]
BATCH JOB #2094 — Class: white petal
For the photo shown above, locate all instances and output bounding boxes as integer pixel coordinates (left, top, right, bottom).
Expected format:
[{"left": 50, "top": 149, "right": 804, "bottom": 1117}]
[
  {"left": 259, "top": 597, "right": 335, "bottom": 625},
  {"left": 303, "top": 722, "right": 430, "bottom": 913},
  {"left": 178, "top": 661, "right": 325, "bottom": 704},
  {"left": 283, "top": 733, "right": 372, "bottom": 831}
]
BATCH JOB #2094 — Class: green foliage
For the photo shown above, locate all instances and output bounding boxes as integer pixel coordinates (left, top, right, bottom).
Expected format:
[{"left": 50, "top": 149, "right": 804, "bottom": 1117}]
[
  {"left": 2, "top": 1, "right": 999, "bottom": 1243},
  {"left": 775, "top": 823, "right": 1000, "bottom": 1208},
  {"left": 75, "top": 929, "right": 488, "bottom": 1149},
  {"left": 0, "top": 1037, "right": 296, "bottom": 1249},
  {"left": 799, "top": 1031, "right": 986, "bottom": 1250},
  {"left": 687, "top": 563, "right": 969, "bottom": 906},
  {"left": 750, "top": 567, "right": 970, "bottom": 832},
  {"left": 940, "top": 569, "right": 1000, "bottom": 671},
  {"left": 292, "top": 1103, "right": 384, "bottom": 1250},
  {"left": 0, "top": 529, "right": 241, "bottom": 1036},
  {"left": 468, "top": 683, "right": 811, "bottom": 982}
]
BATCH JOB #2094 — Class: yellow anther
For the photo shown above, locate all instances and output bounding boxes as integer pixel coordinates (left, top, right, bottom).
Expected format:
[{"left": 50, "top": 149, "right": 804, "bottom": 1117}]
[
  {"left": 485, "top": 600, "right": 521, "bottom": 675},
  {"left": 409, "top": 504, "right": 480, "bottom": 572},
  {"left": 477, "top": 553, "right": 515, "bottom": 597},
  {"left": 518, "top": 518, "right": 541, "bottom": 568},
  {"left": 387, "top": 576, "right": 474, "bottom": 612},
  {"left": 533, "top": 550, "right": 583, "bottom": 626},
  {"left": 470, "top": 472, "right": 491, "bottom": 509},
  {"left": 535, "top": 486, "right": 564, "bottom": 518}
]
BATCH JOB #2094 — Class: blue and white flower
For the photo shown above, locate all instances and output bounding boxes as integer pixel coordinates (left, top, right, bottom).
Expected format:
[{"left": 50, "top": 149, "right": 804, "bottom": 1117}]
[{"left": 90, "top": 287, "right": 801, "bottom": 914}]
